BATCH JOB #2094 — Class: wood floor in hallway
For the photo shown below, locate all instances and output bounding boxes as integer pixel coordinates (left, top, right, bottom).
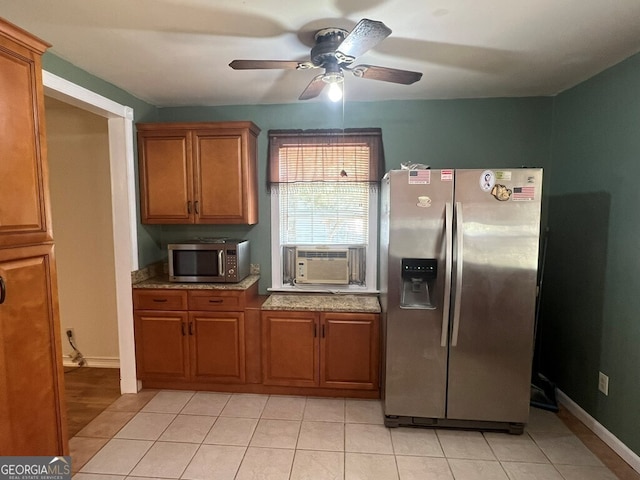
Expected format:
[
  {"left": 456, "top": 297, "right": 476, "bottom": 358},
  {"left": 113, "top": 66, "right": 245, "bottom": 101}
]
[{"left": 64, "top": 366, "right": 121, "bottom": 438}]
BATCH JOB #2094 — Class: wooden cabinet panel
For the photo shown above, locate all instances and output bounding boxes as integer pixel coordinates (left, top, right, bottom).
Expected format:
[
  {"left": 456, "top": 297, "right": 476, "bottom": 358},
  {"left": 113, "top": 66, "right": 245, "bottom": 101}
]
[
  {"left": 195, "top": 133, "right": 244, "bottom": 222},
  {"left": 138, "top": 131, "right": 192, "bottom": 223},
  {"left": 137, "top": 122, "right": 260, "bottom": 225},
  {"left": 0, "top": 19, "right": 66, "bottom": 455},
  {"left": 133, "top": 289, "right": 188, "bottom": 311},
  {"left": 190, "top": 312, "right": 245, "bottom": 383},
  {"left": 0, "top": 21, "right": 52, "bottom": 248},
  {"left": 134, "top": 311, "right": 189, "bottom": 381},
  {"left": 0, "top": 244, "right": 67, "bottom": 454},
  {"left": 320, "top": 313, "right": 380, "bottom": 390},
  {"left": 262, "top": 311, "right": 318, "bottom": 387},
  {"left": 133, "top": 286, "right": 257, "bottom": 387},
  {"left": 188, "top": 289, "right": 243, "bottom": 311},
  {"left": 261, "top": 310, "right": 380, "bottom": 392}
]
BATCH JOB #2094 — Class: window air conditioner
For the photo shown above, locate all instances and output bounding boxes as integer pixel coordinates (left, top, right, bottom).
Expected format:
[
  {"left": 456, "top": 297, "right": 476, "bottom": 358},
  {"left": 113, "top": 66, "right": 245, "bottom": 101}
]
[{"left": 295, "top": 247, "right": 349, "bottom": 285}]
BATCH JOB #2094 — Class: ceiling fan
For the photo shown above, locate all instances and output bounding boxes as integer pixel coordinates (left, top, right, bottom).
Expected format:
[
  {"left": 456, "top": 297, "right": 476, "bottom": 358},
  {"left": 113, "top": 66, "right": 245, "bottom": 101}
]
[{"left": 229, "top": 18, "right": 422, "bottom": 101}]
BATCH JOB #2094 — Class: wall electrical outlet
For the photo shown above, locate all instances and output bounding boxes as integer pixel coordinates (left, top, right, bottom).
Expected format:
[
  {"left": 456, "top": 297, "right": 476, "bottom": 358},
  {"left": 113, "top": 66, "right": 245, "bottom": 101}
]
[
  {"left": 598, "top": 371, "right": 609, "bottom": 396},
  {"left": 65, "top": 328, "right": 75, "bottom": 342}
]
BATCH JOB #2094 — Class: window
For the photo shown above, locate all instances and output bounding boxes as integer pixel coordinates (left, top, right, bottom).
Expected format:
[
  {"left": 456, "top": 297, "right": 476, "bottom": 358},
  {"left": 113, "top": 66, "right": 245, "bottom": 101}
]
[{"left": 268, "top": 129, "right": 384, "bottom": 292}]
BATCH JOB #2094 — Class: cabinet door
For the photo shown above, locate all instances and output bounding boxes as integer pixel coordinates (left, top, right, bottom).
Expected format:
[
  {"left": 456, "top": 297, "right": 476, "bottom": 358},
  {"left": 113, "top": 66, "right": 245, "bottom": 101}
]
[
  {"left": 189, "top": 311, "right": 245, "bottom": 383},
  {"left": 320, "top": 313, "right": 380, "bottom": 390},
  {"left": 262, "top": 311, "right": 318, "bottom": 387},
  {"left": 0, "top": 25, "right": 52, "bottom": 248},
  {"left": 0, "top": 244, "right": 67, "bottom": 454},
  {"left": 138, "top": 130, "right": 194, "bottom": 223},
  {"left": 194, "top": 131, "right": 246, "bottom": 223},
  {"left": 134, "top": 310, "right": 189, "bottom": 380}
]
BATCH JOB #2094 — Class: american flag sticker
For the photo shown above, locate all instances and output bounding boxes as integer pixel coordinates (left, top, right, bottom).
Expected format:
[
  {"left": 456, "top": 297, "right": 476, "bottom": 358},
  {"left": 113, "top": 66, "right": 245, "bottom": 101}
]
[
  {"left": 408, "top": 170, "right": 431, "bottom": 184},
  {"left": 512, "top": 186, "right": 535, "bottom": 201}
]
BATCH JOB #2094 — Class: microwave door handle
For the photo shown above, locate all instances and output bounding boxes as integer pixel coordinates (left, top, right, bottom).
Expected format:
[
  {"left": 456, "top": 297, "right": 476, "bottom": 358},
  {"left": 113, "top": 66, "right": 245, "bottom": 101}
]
[{"left": 218, "top": 250, "right": 225, "bottom": 277}]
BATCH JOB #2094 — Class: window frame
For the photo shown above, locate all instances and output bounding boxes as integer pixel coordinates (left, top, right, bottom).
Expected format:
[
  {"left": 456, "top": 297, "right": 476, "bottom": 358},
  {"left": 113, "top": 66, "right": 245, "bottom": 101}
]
[
  {"left": 268, "top": 129, "right": 382, "bottom": 293},
  {"left": 270, "top": 191, "right": 378, "bottom": 293}
]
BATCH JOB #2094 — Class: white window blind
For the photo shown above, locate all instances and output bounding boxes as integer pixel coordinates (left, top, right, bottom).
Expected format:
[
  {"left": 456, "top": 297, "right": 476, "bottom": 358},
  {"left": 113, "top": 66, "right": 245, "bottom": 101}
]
[{"left": 276, "top": 142, "right": 372, "bottom": 244}]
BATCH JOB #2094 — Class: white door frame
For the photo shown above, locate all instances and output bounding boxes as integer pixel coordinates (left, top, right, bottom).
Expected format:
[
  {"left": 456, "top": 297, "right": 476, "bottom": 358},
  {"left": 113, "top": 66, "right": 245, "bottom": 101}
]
[{"left": 43, "top": 71, "right": 139, "bottom": 393}]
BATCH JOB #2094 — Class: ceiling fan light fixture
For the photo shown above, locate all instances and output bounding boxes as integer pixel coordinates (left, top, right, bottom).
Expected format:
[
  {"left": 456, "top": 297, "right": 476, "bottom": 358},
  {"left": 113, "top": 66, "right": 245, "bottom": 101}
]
[
  {"left": 229, "top": 18, "right": 422, "bottom": 101},
  {"left": 327, "top": 81, "right": 343, "bottom": 102},
  {"left": 322, "top": 71, "right": 344, "bottom": 84},
  {"left": 322, "top": 64, "right": 344, "bottom": 102}
]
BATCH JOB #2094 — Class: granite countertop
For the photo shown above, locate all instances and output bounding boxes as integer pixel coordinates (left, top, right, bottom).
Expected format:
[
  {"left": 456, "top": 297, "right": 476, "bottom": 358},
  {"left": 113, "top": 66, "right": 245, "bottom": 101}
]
[
  {"left": 132, "top": 274, "right": 260, "bottom": 291},
  {"left": 262, "top": 294, "right": 380, "bottom": 313}
]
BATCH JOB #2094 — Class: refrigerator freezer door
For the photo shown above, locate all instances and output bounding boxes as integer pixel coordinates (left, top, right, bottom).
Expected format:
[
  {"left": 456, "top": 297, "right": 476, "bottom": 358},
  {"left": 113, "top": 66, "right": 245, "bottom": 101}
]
[
  {"left": 382, "top": 170, "right": 454, "bottom": 419},
  {"left": 446, "top": 169, "right": 542, "bottom": 423}
]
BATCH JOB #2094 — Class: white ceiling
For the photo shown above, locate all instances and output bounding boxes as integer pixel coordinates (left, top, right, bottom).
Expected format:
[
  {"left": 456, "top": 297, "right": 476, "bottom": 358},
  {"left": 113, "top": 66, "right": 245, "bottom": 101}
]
[{"left": 2, "top": 0, "right": 640, "bottom": 107}]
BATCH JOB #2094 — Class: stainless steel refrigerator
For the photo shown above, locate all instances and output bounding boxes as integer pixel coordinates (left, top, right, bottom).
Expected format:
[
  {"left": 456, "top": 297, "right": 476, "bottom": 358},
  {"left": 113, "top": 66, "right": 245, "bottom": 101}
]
[{"left": 380, "top": 168, "right": 542, "bottom": 434}]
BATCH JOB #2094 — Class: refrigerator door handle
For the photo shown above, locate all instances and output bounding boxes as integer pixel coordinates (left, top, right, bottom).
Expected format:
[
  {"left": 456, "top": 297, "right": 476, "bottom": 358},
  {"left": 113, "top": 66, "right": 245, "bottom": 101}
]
[
  {"left": 441, "top": 202, "right": 453, "bottom": 347},
  {"left": 451, "top": 201, "right": 464, "bottom": 347}
]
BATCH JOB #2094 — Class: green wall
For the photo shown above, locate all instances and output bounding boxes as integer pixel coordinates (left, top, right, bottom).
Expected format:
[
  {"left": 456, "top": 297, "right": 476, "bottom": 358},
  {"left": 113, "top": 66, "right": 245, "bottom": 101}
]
[
  {"left": 156, "top": 97, "right": 553, "bottom": 293},
  {"left": 541, "top": 52, "right": 640, "bottom": 455}
]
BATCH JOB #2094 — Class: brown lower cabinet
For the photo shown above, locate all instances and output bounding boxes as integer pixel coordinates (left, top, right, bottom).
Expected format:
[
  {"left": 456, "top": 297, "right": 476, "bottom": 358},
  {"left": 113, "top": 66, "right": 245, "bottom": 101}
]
[
  {"left": 133, "top": 288, "right": 250, "bottom": 386},
  {"left": 133, "top": 287, "right": 380, "bottom": 397},
  {"left": 0, "top": 244, "right": 67, "bottom": 454},
  {"left": 261, "top": 310, "right": 380, "bottom": 391}
]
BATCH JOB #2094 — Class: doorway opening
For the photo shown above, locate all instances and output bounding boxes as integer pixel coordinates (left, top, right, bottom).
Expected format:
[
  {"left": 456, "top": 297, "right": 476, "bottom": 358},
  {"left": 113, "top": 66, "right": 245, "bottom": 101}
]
[{"left": 43, "top": 71, "right": 138, "bottom": 396}]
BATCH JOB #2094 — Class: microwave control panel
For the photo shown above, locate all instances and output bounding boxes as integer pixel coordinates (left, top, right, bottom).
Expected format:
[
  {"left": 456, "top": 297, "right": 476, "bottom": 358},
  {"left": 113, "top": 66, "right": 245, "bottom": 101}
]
[{"left": 226, "top": 249, "right": 237, "bottom": 275}]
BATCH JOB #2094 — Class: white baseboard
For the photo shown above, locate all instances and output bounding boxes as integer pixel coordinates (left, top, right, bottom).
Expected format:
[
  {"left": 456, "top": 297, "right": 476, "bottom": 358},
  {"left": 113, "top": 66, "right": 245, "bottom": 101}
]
[
  {"left": 63, "top": 356, "right": 120, "bottom": 369},
  {"left": 557, "top": 389, "right": 640, "bottom": 473}
]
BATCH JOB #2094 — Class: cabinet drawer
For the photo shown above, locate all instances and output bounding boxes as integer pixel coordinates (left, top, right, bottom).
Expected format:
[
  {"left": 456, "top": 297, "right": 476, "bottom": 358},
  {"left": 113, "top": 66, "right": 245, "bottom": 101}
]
[
  {"left": 189, "top": 290, "right": 243, "bottom": 311},
  {"left": 133, "top": 289, "right": 188, "bottom": 310}
]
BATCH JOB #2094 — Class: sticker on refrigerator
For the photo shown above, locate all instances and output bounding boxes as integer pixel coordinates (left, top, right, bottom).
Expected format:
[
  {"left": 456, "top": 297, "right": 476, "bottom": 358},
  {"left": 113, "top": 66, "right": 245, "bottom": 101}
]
[
  {"left": 408, "top": 170, "right": 431, "bottom": 184},
  {"left": 416, "top": 196, "right": 432, "bottom": 208},
  {"left": 491, "top": 184, "right": 512, "bottom": 201},
  {"left": 495, "top": 171, "right": 512, "bottom": 181},
  {"left": 441, "top": 169, "right": 453, "bottom": 181},
  {"left": 512, "top": 186, "right": 536, "bottom": 201},
  {"left": 479, "top": 170, "right": 495, "bottom": 192}
]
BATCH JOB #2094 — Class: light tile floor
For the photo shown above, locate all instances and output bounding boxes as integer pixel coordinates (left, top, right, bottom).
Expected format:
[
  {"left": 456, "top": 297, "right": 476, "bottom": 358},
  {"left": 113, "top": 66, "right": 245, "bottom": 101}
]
[{"left": 69, "top": 390, "right": 631, "bottom": 480}]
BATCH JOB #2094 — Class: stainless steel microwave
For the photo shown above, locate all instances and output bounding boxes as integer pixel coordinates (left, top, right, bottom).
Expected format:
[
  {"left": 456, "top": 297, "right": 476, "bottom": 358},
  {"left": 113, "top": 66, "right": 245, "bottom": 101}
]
[{"left": 168, "top": 239, "right": 250, "bottom": 283}]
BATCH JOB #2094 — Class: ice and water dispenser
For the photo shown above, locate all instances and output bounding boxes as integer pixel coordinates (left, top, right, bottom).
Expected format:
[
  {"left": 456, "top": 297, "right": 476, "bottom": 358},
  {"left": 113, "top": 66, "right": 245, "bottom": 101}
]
[{"left": 400, "top": 258, "right": 437, "bottom": 309}]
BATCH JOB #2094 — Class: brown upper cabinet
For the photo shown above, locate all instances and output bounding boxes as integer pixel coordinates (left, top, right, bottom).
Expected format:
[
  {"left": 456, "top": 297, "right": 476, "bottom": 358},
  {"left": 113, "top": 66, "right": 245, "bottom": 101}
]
[
  {"left": 137, "top": 121, "right": 260, "bottom": 225},
  {"left": 0, "top": 18, "right": 53, "bottom": 248}
]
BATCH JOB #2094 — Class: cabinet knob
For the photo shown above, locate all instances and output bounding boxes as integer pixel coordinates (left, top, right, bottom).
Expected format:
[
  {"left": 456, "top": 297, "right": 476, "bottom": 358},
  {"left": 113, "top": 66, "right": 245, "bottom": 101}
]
[{"left": 187, "top": 201, "right": 192, "bottom": 214}]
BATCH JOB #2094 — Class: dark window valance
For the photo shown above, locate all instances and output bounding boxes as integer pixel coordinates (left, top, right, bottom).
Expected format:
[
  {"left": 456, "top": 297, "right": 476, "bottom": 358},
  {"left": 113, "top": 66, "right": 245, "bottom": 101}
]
[{"left": 267, "top": 128, "right": 385, "bottom": 191}]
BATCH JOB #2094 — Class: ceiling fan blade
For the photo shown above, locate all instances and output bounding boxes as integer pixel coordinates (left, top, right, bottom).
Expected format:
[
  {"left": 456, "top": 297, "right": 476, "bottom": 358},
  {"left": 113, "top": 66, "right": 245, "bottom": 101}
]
[
  {"left": 350, "top": 64, "right": 422, "bottom": 85},
  {"left": 335, "top": 19, "right": 392, "bottom": 63},
  {"left": 229, "top": 60, "right": 311, "bottom": 70},
  {"left": 299, "top": 74, "right": 327, "bottom": 100}
]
